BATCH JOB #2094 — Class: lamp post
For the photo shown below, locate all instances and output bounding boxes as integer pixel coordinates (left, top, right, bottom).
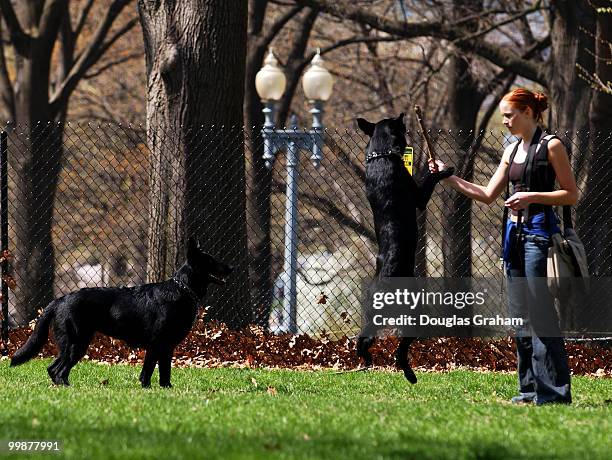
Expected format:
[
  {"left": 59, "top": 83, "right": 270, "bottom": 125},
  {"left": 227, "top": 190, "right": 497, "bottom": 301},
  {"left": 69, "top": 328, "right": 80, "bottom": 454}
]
[{"left": 255, "top": 49, "right": 334, "bottom": 333}]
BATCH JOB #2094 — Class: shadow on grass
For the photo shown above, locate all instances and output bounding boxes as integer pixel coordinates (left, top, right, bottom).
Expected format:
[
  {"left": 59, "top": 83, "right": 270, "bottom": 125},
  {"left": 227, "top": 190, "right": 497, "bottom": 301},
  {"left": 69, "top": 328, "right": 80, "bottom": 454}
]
[{"left": 2, "top": 421, "right": 535, "bottom": 460}]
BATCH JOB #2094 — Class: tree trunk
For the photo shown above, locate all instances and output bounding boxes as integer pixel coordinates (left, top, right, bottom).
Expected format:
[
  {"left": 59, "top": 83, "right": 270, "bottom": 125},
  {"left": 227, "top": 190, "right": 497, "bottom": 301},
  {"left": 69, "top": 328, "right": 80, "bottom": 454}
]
[
  {"left": 1, "top": 0, "right": 137, "bottom": 324},
  {"left": 9, "top": 124, "right": 63, "bottom": 324},
  {"left": 579, "top": 5, "right": 612, "bottom": 276},
  {"left": 275, "top": 9, "right": 318, "bottom": 126},
  {"left": 441, "top": 56, "right": 482, "bottom": 278},
  {"left": 438, "top": 0, "right": 484, "bottom": 278},
  {"left": 245, "top": 0, "right": 273, "bottom": 327},
  {"left": 244, "top": 79, "right": 272, "bottom": 327},
  {"left": 244, "top": 2, "right": 315, "bottom": 327},
  {"left": 7, "top": 1, "right": 64, "bottom": 323},
  {"left": 547, "top": 0, "right": 595, "bottom": 198},
  {"left": 138, "top": 0, "right": 251, "bottom": 328},
  {"left": 548, "top": 0, "right": 595, "bottom": 133}
]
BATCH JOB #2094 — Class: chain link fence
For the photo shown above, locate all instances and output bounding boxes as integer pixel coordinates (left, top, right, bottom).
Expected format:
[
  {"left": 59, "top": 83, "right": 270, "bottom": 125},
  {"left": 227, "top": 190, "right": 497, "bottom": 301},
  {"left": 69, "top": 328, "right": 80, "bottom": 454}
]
[{"left": 0, "top": 123, "right": 611, "bottom": 344}]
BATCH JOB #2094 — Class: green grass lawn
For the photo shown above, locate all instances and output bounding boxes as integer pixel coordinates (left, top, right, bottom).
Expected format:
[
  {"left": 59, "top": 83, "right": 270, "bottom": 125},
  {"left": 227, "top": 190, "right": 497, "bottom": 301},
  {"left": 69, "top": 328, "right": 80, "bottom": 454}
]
[{"left": 0, "top": 359, "right": 610, "bottom": 460}]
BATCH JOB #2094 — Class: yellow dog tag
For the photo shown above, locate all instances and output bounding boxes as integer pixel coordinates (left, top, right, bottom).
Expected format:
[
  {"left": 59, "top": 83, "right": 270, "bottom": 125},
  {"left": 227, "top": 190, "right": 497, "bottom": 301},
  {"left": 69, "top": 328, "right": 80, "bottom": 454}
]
[{"left": 403, "top": 147, "right": 413, "bottom": 175}]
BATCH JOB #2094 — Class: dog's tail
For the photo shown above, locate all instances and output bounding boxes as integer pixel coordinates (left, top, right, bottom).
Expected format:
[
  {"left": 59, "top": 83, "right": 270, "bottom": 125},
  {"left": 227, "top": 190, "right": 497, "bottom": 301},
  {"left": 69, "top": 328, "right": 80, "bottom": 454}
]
[{"left": 10, "top": 302, "right": 56, "bottom": 366}]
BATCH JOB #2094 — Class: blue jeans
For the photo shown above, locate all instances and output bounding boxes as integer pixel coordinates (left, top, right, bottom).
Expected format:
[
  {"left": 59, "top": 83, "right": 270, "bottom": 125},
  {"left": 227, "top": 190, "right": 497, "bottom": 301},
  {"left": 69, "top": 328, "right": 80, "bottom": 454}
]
[{"left": 506, "top": 233, "right": 572, "bottom": 404}]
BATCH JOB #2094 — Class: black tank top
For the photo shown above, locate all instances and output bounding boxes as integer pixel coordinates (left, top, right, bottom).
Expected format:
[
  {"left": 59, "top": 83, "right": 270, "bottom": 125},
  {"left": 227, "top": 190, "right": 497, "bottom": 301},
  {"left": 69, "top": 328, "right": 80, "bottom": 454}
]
[
  {"left": 508, "top": 142, "right": 547, "bottom": 215},
  {"left": 508, "top": 159, "right": 526, "bottom": 193}
]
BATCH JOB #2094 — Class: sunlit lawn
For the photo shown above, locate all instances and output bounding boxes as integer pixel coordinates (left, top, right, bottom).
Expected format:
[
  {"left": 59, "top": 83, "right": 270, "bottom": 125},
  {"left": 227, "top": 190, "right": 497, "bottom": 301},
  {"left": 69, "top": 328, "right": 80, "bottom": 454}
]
[{"left": 1, "top": 359, "right": 610, "bottom": 459}]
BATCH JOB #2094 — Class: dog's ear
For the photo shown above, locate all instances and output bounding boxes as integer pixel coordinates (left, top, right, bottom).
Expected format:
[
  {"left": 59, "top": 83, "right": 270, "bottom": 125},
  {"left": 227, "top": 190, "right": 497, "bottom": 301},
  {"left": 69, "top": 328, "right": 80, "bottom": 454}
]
[
  {"left": 392, "top": 113, "right": 406, "bottom": 135},
  {"left": 187, "top": 237, "right": 199, "bottom": 260},
  {"left": 356, "top": 118, "right": 375, "bottom": 137}
]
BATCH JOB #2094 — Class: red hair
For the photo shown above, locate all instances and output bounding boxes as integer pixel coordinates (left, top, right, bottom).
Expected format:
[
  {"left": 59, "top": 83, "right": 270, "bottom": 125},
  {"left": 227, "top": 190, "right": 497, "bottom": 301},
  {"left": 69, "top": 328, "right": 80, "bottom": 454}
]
[{"left": 502, "top": 88, "right": 548, "bottom": 124}]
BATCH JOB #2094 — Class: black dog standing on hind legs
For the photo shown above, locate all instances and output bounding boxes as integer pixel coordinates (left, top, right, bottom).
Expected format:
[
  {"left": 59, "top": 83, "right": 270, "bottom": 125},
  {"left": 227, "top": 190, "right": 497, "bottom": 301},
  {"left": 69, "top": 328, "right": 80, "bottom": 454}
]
[
  {"left": 356, "top": 113, "right": 453, "bottom": 383},
  {"left": 10, "top": 238, "right": 233, "bottom": 388}
]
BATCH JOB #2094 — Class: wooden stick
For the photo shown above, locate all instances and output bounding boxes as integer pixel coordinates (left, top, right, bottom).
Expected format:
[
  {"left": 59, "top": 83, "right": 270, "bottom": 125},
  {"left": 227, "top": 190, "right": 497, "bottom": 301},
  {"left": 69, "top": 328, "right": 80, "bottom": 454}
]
[{"left": 413, "top": 105, "right": 436, "bottom": 163}]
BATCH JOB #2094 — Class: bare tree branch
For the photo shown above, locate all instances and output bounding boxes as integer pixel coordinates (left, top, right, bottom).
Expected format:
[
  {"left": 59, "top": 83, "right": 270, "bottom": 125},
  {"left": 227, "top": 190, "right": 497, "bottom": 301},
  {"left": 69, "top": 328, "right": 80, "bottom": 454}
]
[
  {"left": 452, "top": 8, "right": 509, "bottom": 26},
  {"left": 361, "top": 26, "right": 395, "bottom": 113},
  {"left": 75, "top": 89, "right": 142, "bottom": 126},
  {"left": 452, "top": 0, "right": 543, "bottom": 45},
  {"left": 459, "top": 74, "right": 516, "bottom": 179},
  {"left": 272, "top": 180, "right": 376, "bottom": 242},
  {"left": 514, "top": 3, "right": 538, "bottom": 48},
  {"left": 0, "top": 21, "right": 14, "bottom": 121},
  {"left": 55, "top": 2, "right": 76, "bottom": 94},
  {"left": 459, "top": 34, "right": 552, "bottom": 177},
  {"left": 276, "top": 8, "right": 319, "bottom": 125},
  {"left": 84, "top": 52, "right": 142, "bottom": 79},
  {"left": 288, "top": 35, "right": 407, "bottom": 93},
  {"left": 478, "top": 34, "right": 550, "bottom": 95},
  {"left": 0, "top": 0, "right": 32, "bottom": 54},
  {"left": 327, "top": 135, "right": 365, "bottom": 183},
  {"left": 49, "top": 1, "right": 136, "bottom": 115},
  {"left": 39, "top": 0, "right": 69, "bottom": 56},
  {"left": 93, "top": 17, "right": 139, "bottom": 60},
  {"left": 293, "top": 0, "right": 547, "bottom": 85},
  {"left": 74, "top": 0, "right": 96, "bottom": 42},
  {"left": 330, "top": 68, "right": 377, "bottom": 91},
  {"left": 260, "top": 4, "right": 303, "bottom": 49}
]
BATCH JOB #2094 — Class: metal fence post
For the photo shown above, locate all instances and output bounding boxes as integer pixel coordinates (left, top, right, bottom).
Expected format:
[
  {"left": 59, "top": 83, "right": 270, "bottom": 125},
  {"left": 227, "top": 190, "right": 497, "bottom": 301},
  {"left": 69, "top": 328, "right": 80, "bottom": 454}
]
[
  {"left": 309, "top": 101, "right": 324, "bottom": 167},
  {"left": 283, "top": 130, "right": 300, "bottom": 334},
  {"left": 261, "top": 111, "right": 325, "bottom": 334},
  {"left": 1, "top": 131, "right": 8, "bottom": 352}
]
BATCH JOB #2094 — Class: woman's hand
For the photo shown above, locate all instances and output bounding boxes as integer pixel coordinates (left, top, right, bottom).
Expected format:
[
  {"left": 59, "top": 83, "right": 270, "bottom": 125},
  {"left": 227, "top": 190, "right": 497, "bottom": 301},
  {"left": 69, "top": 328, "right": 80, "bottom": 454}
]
[
  {"left": 504, "top": 192, "right": 533, "bottom": 211},
  {"left": 428, "top": 159, "right": 450, "bottom": 174}
]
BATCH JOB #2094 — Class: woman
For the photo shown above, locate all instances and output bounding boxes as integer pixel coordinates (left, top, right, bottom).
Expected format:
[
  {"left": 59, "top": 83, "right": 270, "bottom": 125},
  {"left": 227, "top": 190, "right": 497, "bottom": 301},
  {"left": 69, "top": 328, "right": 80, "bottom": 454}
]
[{"left": 430, "top": 88, "right": 577, "bottom": 405}]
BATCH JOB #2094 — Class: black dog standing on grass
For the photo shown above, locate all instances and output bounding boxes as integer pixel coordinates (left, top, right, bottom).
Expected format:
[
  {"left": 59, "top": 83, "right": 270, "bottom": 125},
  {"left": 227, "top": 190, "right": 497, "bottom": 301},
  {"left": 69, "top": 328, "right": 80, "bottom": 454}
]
[
  {"left": 356, "top": 113, "right": 453, "bottom": 383},
  {"left": 11, "top": 238, "right": 233, "bottom": 388}
]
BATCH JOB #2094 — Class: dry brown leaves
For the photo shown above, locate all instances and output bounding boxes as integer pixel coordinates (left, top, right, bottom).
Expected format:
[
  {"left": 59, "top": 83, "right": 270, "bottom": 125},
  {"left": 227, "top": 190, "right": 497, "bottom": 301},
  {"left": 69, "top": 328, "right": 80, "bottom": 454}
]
[{"left": 4, "top": 313, "right": 611, "bottom": 377}]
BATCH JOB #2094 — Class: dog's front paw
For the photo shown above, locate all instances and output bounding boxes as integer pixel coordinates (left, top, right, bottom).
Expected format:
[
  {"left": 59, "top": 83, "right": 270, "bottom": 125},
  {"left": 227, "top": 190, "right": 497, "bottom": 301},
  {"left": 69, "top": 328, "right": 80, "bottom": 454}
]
[
  {"left": 431, "top": 166, "right": 454, "bottom": 180},
  {"left": 160, "top": 381, "right": 172, "bottom": 388}
]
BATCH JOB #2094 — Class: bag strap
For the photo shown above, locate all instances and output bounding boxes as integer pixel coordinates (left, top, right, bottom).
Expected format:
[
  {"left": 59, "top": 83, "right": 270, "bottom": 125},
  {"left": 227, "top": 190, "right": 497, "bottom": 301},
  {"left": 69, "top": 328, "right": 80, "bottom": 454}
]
[
  {"left": 500, "top": 140, "right": 521, "bottom": 257},
  {"left": 527, "top": 133, "right": 573, "bottom": 231},
  {"left": 521, "top": 127, "right": 543, "bottom": 207},
  {"left": 563, "top": 205, "right": 573, "bottom": 230},
  {"left": 500, "top": 129, "right": 543, "bottom": 259},
  {"left": 515, "top": 128, "right": 543, "bottom": 242}
]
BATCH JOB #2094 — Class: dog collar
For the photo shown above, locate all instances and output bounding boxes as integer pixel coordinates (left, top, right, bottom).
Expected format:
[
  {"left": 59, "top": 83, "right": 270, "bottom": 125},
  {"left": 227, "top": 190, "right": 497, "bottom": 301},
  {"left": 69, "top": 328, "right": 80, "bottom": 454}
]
[
  {"left": 365, "top": 148, "right": 402, "bottom": 163},
  {"left": 172, "top": 277, "right": 201, "bottom": 305}
]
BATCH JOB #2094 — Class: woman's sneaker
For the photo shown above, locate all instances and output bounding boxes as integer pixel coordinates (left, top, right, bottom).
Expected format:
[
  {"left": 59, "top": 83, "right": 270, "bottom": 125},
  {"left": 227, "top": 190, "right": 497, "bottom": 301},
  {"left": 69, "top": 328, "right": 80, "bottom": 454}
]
[{"left": 511, "top": 394, "right": 536, "bottom": 405}]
